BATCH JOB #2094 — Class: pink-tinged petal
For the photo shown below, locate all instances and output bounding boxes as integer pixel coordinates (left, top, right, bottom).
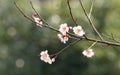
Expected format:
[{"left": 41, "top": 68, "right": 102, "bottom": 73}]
[
  {"left": 58, "top": 34, "right": 69, "bottom": 44},
  {"left": 40, "top": 50, "right": 48, "bottom": 55},
  {"left": 51, "top": 58, "right": 55, "bottom": 62},
  {"left": 69, "top": 26, "right": 72, "bottom": 30},
  {"left": 32, "top": 13, "right": 43, "bottom": 27},
  {"left": 82, "top": 49, "right": 94, "bottom": 58},
  {"left": 73, "top": 25, "right": 85, "bottom": 36},
  {"left": 39, "top": 50, "right": 55, "bottom": 64},
  {"left": 59, "top": 23, "right": 69, "bottom": 35},
  {"left": 34, "top": 18, "right": 42, "bottom": 24}
]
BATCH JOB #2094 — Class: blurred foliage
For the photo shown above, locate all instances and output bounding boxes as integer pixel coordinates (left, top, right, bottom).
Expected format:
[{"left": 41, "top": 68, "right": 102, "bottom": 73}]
[{"left": 0, "top": 0, "right": 120, "bottom": 75}]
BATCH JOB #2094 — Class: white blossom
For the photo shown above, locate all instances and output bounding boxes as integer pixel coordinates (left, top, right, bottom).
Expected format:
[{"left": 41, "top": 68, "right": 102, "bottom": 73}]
[
  {"left": 58, "top": 33, "right": 69, "bottom": 44},
  {"left": 51, "top": 58, "right": 55, "bottom": 62},
  {"left": 32, "top": 13, "right": 43, "bottom": 26},
  {"left": 59, "top": 23, "right": 70, "bottom": 35},
  {"left": 40, "top": 50, "right": 55, "bottom": 64},
  {"left": 73, "top": 26, "right": 85, "bottom": 36},
  {"left": 82, "top": 48, "right": 94, "bottom": 58}
]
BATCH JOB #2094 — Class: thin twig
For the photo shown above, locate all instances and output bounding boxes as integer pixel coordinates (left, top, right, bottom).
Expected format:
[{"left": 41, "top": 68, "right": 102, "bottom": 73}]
[
  {"left": 102, "top": 33, "right": 120, "bottom": 43},
  {"left": 30, "top": 1, "right": 49, "bottom": 25},
  {"left": 14, "top": 2, "right": 35, "bottom": 23},
  {"left": 84, "top": 37, "right": 120, "bottom": 46},
  {"left": 79, "top": 0, "right": 103, "bottom": 41},
  {"left": 14, "top": 1, "right": 120, "bottom": 47},
  {"left": 51, "top": 39, "right": 81, "bottom": 56},
  {"left": 111, "top": 33, "right": 120, "bottom": 43},
  {"left": 88, "top": 0, "right": 95, "bottom": 18},
  {"left": 88, "top": 41, "right": 97, "bottom": 49},
  {"left": 67, "top": 0, "right": 78, "bottom": 26}
]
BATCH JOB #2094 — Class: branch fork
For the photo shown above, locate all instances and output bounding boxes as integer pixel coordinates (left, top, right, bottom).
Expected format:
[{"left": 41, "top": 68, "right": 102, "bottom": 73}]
[{"left": 14, "top": 0, "right": 120, "bottom": 64}]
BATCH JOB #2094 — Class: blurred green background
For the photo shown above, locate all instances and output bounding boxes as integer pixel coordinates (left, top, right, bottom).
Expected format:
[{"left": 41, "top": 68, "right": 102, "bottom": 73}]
[{"left": 0, "top": 0, "right": 120, "bottom": 75}]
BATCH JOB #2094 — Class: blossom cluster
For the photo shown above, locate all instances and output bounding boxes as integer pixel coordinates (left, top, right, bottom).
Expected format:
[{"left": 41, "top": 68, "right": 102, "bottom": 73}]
[
  {"left": 32, "top": 13, "right": 43, "bottom": 27},
  {"left": 58, "top": 23, "right": 85, "bottom": 44},
  {"left": 58, "top": 23, "right": 72, "bottom": 44},
  {"left": 32, "top": 13, "right": 95, "bottom": 64},
  {"left": 57, "top": 23, "right": 94, "bottom": 58},
  {"left": 39, "top": 23, "right": 94, "bottom": 64}
]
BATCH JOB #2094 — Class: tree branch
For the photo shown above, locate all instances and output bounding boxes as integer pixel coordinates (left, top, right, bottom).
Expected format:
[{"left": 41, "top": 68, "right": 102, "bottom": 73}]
[
  {"left": 79, "top": 0, "right": 103, "bottom": 41},
  {"left": 14, "top": 1, "right": 120, "bottom": 47},
  {"left": 14, "top": 2, "right": 34, "bottom": 23},
  {"left": 44, "top": 25, "right": 120, "bottom": 47},
  {"left": 88, "top": 0, "right": 95, "bottom": 18},
  {"left": 102, "top": 33, "right": 120, "bottom": 43},
  {"left": 50, "top": 39, "right": 81, "bottom": 57},
  {"left": 67, "top": 0, "right": 78, "bottom": 26}
]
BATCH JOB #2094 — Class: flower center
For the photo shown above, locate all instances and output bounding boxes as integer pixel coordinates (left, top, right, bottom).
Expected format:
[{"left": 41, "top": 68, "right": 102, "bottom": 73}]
[
  {"left": 86, "top": 50, "right": 91, "bottom": 55},
  {"left": 43, "top": 53, "right": 48, "bottom": 58},
  {"left": 63, "top": 27, "right": 67, "bottom": 31},
  {"left": 37, "top": 19, "right": 42, "bottom": 23},
  {"left": 77, "top": 29, "right": 81, "bottom": 33},
  {"left": 65, "top": 33, "right": 69, "bottom": 37}
]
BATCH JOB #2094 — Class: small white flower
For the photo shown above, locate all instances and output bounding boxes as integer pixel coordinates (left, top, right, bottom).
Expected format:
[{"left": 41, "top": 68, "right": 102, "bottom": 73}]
[
  {"left": 73, "top": 26, "right": 85, "bottom": 36},
  {"left": 34, "top": 18, "right": 43, "bottom": 25},
  {"left": 58, "top": 34, "right": 69, "bottom": 44},
  {"left": 82, "top": 48, "right": 94, "bottom": 58},
  {"left": 32, "top": 13, "right": 43, "bottom": 26},
  {"left": 51, "top": 58, "right": 55, "bottom": 62},
  {"left": 59, "top": 23, "right": 69, "bottom": 35},
  {"left": 40, "top": 50, "right": 50, "bottom": 62},
  {"left": 40, "top": 50, "right": 55, "bottom": 64}
]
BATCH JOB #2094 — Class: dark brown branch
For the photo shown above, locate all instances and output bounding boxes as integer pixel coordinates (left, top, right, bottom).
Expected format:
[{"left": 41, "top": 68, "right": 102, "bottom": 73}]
[
  {"left": 79, "top": 0, "right": 103, "bottom": 41},
  {"left": 84, "top": 37, "right": 120, "bottom": 46},
  {"left": 67, "top": 0, "right": 78, "bottom": 26},
  {"left": 44, "top": 25, "right": 120, "bottom": 47},
  {"left": 52, "top": 25, "right": 120, "bottom": 46},
  {"left": 14, "top": 1, "right": 120, "bottom": 47}
]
